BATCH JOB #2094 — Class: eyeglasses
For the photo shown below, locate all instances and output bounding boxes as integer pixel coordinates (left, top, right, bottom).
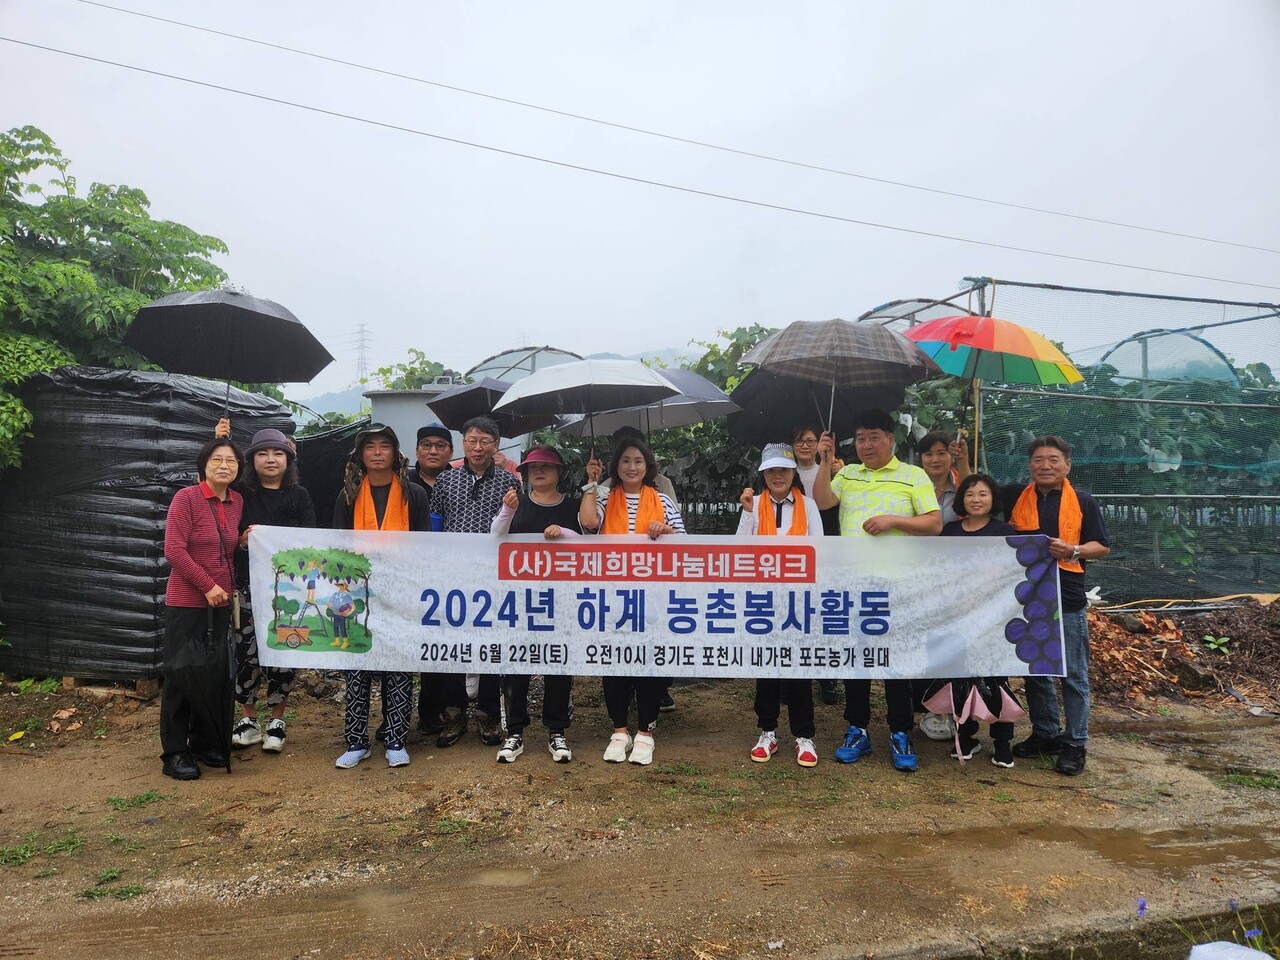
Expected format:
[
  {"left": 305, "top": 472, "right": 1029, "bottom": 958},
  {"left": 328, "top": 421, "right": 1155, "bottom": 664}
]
[
  {"left": 793, "top": 438, "right": 818, "bottom": 446},
  {"left": 207, "top": 457, "right": 238, "bottom": 466},
  {"left": 463, "top": 437, "right": 497, "bottom": 448}
]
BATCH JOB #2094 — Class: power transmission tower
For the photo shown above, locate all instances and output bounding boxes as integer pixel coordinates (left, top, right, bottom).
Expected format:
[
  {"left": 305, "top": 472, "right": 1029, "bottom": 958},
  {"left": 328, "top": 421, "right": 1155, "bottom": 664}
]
[{"left": 354, "top": 323, "right": 371, "bottom": 381}]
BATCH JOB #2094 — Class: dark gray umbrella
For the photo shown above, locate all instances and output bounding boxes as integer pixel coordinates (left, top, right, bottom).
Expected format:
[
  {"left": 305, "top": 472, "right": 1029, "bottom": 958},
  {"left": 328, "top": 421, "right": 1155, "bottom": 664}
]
[
  {"left": 725, "top": 369, "right": 905, "bottom": 446},
  {"left": 427, "top": 378, "right": 556, "bottom": 436},
  {"left": 740, "top": 318, "right": 938, "bottom": 429},
  {"left": 125, "top": 290, "right": 333, "bottom": 408}
]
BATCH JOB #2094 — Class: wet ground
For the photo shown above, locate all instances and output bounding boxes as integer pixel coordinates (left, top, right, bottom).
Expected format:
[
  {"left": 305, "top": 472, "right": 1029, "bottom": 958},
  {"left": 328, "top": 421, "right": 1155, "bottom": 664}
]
[{"left": 1, "top": 680, "right": 1278, "bottom": 959}]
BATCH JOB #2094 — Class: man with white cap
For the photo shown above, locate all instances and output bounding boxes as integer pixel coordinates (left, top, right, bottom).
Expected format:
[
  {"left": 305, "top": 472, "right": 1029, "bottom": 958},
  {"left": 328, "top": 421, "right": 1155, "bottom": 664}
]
[{"left": 737, "top": 443, "right": 824, "bottom": 767}]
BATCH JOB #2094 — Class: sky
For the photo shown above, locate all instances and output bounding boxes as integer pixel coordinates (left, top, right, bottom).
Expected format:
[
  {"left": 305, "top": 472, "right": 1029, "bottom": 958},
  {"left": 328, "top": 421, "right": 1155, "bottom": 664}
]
[{"left": 3, "top": 0, "right": 1279, "bottom": 400}]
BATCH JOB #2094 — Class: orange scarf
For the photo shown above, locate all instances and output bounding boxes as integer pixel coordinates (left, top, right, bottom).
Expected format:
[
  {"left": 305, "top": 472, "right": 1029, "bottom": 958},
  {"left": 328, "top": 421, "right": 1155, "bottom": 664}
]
[
  {"left": 1011, "top": 478, "right": 1083, "bottom": 573},
  {"left": 602, "top": 485, "right": 665, "bottom": 535},
  {"left": 756, "top": 489, "right": 808, "bottom": 536},
  {"left": 354, "top": 476, "right": 409, "bottom": 531}
]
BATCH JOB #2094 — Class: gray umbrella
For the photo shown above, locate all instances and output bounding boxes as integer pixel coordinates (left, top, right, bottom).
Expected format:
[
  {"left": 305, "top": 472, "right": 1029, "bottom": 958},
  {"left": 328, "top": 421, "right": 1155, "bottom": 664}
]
[
  {"left": 553, "top": 368, "right": 739, "bottom": 436},
  {"left": 740, "top": 318, "right": 939, "bottom": 427}
]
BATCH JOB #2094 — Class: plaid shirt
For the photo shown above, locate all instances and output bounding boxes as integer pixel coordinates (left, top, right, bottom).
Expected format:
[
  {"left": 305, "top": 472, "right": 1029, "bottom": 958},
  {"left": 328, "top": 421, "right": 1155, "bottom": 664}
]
[{"left": 430, "top": 461, "right": 521, "bottom": 533}]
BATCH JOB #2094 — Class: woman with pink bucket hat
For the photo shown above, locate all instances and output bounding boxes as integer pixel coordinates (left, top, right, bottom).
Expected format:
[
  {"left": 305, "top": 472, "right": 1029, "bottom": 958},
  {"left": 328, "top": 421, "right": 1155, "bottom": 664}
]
[{"left": 489, "top": 444, "right": 583, "bottom": 764}]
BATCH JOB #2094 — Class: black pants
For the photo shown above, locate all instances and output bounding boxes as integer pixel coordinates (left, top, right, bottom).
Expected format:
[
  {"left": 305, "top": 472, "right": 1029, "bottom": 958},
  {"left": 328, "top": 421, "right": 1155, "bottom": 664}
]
[
  {"left": 417, "top": 673, "right": 444, "bottom": 725},
  {"left": 504, "top": 675, "right": 573, "bottom": 735},
  {"left": 960, "top": 718, "right": 1014, "bottom": 742},
  {"left": 755, "top": 679, "right": 815, "bottom": 738},
  {"left": 602, "top": 676, "right": 663, "bottom": 733},
  {"left": 160, "top": 605, "right": 231, "bottom": 761},
  {"left": 233, "top": 592, "right": 296, "bottom": 708},
  {"left": 843, "top": 678, "right": 914, "bottom": 734},
  {"left": 429, "top": 671, "right": 501, "bottom": 719}
]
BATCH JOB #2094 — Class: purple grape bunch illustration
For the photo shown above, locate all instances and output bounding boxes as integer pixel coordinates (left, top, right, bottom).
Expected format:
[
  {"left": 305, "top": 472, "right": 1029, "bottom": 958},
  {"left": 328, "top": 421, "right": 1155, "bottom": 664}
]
[{"left": 1003, "top": 535, "right": 1064, "bottom": 675}]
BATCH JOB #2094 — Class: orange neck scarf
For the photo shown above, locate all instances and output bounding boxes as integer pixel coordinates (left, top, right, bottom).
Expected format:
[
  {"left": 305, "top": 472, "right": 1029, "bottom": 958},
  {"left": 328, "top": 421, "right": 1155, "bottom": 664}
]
[
  {"left": 354, "top": 476, "right": 409, "bottom": 531},
  {"left": 756, "top": 489, "right": 808, "bottom": 536},
  {"left": 602, "top": 485, "right": 665, "bottom": 535},
  {"left": 1011, "top": 478, "right": 1083, "bottom": 573}
]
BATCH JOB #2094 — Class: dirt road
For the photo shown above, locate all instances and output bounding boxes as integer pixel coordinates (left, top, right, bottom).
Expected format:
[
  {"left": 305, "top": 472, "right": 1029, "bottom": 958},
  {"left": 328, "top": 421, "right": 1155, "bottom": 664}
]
[{"left": 2, "top": 679, "right": 1277, "bottom": 959}]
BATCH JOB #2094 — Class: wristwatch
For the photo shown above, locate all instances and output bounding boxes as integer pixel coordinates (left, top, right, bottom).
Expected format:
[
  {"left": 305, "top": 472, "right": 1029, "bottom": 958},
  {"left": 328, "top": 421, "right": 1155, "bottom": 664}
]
[
  {"left": 580, "top": 481, "right": 598, "bottom": 494},
  {"left": 1070, "top": 546, "right": 1081, "bottom": 561}
]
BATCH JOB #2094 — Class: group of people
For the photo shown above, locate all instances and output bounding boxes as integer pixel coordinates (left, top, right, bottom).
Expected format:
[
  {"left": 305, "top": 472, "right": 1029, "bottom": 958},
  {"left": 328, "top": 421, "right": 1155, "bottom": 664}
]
[{"left": 159, "top": 408, "right": 1109, "bottom": 783}]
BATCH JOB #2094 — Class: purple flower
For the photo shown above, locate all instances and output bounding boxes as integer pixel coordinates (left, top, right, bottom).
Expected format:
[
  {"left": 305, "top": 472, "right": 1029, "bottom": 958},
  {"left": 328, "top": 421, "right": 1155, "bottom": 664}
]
[
  {"left": 1136, "top": 899, "right": 1148, "bottom": 918},
  {"left": 1229, "top": 899, "right": 1240, "bottom": 912},
  {"left": 1244, "top": 928, "right": 1261, "bottom": 940}
]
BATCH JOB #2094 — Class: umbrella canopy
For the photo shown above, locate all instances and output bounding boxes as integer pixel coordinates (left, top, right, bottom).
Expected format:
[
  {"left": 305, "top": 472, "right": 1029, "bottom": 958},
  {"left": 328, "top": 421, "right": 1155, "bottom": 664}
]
[
  {"left": 903, "top": 314, "right": 1083, "bottom": 385},
  {"left": 492, "top": 359, "right": 678, "bottom": 418},
  {"left": 741, "top": 318, "right": 939, "bottom": 388},
  {"left": 725, "top": 369, "right": 905, "bottom": 446},
  {"left": 163, "top": 610, "right": 235, "bottom": 773},
  {"left": 125, "top": 289, "right": 334, "bottom": 384},
  {"left": 428, "top": 378, "right": 556, "bottom": 436},
  {"left": 554, "top": 368, "right": 739, "bottom": 437}
]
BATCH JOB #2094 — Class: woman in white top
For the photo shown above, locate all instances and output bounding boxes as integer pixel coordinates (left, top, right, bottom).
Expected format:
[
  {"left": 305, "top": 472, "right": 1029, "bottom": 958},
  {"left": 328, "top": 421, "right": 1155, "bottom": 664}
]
[
  {"left": 579, "top": 438, "right": 684, "bottom": 766},
  {"left": 737, "top": 443, "right": 822, "bottom": 768}
]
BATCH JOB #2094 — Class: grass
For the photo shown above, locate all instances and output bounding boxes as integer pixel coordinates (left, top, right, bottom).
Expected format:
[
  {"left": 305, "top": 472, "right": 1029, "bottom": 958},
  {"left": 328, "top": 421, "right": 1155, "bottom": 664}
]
[
  {"left": 80, "top": 882, "right": 147, "bottom": 901},
  {"left": 15, "top": 677, "right": 59, "bottom": 695},
  {"left": 1217, "top": 770, "right": 1280, "bottom": 790},
  {"left": 105, "top": 790, "right": 170, "bottom": 811},
  {"left": 653, "top": 759, "right": 702, "bottom": 777},
  {"left": 94, "top": 867, "right": 123, "bottom": 885},
  {"left": 0, "top": 830, "right": 83, "bottom": 867}
]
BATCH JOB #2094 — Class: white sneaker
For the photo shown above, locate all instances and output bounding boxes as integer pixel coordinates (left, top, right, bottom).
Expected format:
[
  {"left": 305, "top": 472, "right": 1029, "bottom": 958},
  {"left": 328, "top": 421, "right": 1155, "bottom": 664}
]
[
  {"left": 795, "top": 737, "right": 818, "bottom": 768},
  {"left": 919, "top": 712, "right": 954, "bottom": 741},
  {"left": 750, "top": 730, "right": 778, "bottom": 763},
  {"left": 232, "top": 717, "right": 262, "bottom": 747},
  {"left": 497, "top": 735, "right": 524, "bottom": 763},
  {"left": 628, "top": 733, "right": 655, "bottom": 766},
  {"left": 335, "top": 748, "right": 371, "bottom": 769},
  {"left": 262, "top": 719, "right": 286, "bottom": 753},
  {"left": 548, "top": 732, "right": 572, "bottom": 763},
  {"left": 603, "top": 732, "right": 632, "bottom": 763}
]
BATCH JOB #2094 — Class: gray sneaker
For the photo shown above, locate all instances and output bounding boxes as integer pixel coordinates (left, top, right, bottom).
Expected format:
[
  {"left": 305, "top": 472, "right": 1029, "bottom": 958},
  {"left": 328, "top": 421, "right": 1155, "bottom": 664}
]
[
  {"left": 437, "top": 708, "right": 466, "bottom": 748},
  {"left": 231, "top": 717, "right": 262, "bottom": 748}
]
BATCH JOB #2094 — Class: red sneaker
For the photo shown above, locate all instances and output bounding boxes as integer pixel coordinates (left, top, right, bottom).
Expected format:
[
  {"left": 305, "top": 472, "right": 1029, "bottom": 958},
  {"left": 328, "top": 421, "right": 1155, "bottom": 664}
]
[
  {"left": 751, "top": 731, "right": 778, "bottom": 762},
  {"left": 795, "top": 737, "right": 818, "bottom": 767}
]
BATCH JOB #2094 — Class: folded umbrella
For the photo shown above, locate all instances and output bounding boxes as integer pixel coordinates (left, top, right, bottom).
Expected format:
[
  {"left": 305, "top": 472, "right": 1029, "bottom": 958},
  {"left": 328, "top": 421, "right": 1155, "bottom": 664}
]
[{"left": 922, "top": 677, "right": 1026, "bottom": 765}]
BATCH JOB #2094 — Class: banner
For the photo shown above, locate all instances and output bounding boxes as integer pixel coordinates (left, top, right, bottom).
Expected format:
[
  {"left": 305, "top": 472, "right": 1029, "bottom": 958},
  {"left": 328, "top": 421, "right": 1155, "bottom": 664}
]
[{"left": 249, "top": 529, "right": 1066, "bottom": 679}]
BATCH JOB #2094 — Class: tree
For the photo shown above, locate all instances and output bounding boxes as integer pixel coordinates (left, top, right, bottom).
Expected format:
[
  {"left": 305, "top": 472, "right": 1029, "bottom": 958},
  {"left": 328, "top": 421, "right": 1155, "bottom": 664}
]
[
  {"left": 369, "top": 348, "right": 464, "bottom": 390},
  {"left": 0, "top": 125, "right": 229, "bottom": 467}
]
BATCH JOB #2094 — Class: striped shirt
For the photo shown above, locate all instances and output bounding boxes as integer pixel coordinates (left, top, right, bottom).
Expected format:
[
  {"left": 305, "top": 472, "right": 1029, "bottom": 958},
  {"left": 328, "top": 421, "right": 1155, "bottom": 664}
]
[
  {"left": 164, "top": 483, "right": 243, "bottom": 607},
  {"left": 595, "top": 488, "right": 686, "bottom": 534},
  {"left": 828, "top": 456, "right": 939, "bottom": 537}
]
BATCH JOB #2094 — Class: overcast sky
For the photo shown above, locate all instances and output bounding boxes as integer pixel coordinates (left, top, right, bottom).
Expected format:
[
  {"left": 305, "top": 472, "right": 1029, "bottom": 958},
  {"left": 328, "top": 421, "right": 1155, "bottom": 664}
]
[{"left": 4, "top": 0, "right": 1279, "bottom": 398}]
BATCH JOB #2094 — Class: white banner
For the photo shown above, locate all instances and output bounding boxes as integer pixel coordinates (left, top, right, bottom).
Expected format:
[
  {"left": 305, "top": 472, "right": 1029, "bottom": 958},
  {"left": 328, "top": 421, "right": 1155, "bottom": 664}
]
[{"left": 249, "top": 529, "right": 1066, "bottom": 679}]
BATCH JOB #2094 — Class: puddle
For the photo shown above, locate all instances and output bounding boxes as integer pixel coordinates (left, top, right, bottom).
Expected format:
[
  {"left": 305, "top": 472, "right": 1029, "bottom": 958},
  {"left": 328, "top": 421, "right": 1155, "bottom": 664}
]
[
  {"left": 459, "top": 867, "right": 539, "bottom": 887},
  {"left": 821, "top": 822, "right": 1280, "bottom": 879}
]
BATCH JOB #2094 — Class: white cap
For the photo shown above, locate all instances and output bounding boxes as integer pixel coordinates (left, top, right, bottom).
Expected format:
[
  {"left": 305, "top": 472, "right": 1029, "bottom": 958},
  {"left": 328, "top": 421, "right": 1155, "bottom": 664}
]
[{"left": 758, "top": 443, "right": 798, "bottom": 472}]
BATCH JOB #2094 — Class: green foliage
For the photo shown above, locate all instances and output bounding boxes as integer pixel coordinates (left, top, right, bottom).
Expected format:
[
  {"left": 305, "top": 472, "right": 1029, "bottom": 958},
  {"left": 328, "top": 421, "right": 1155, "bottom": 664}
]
[
  {"left": 0, "top": 124, "right": 229, "bottom": 469},
  {"left": 1202, "top": 634, "right": 1232, "bottom": 653},
  {"left": 370, "top": 348, "right": 463, "bottom": 390},
  {"left": 105, "top": 790, "right": 169, "bottom": 811},
  {"left": 15, "top": 677, "right": 59, "bottom": 694},
  {"left": 297, "top": 409, "right": 365, "bottom": 438}
]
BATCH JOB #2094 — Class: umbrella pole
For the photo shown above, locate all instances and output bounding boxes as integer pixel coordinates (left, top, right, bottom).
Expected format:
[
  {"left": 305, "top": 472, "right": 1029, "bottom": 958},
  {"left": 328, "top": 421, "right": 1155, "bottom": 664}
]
[
  {"left": 828, "top": 377, "right": 836, "bottom": 434},
  {"left": 972, "top": 378, "right": 981, "bottom": 473},
  {"left": 224, "top": 378, "right": 232, "bottom": 417}
]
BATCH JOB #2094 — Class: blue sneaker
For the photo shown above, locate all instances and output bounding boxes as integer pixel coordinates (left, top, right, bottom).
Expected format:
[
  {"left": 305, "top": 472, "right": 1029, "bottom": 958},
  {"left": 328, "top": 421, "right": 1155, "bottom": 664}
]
[
  {"left": 889, "top": 732, "right": 918, "bottom": 772},
  {"left": 833, "top": 725, "right": 871, "bottom": 764},
  {"left": 335, "top": 748, "right": 371, "bottom": 769},
  {"left": 385, "top": 747, "right": 410, "bottom": 768}
]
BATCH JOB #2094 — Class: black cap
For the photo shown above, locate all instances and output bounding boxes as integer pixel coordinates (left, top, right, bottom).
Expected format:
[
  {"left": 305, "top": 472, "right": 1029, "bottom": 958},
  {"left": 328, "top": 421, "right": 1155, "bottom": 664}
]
[{"left": 417, "top": 423, "right": 453, "bottom": 445}]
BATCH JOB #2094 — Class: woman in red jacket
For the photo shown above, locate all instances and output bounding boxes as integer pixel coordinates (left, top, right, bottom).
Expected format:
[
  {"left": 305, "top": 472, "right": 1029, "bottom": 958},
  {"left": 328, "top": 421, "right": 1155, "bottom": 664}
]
[{"left": 160, "top": 439, "right": 244, "bottom": 781}]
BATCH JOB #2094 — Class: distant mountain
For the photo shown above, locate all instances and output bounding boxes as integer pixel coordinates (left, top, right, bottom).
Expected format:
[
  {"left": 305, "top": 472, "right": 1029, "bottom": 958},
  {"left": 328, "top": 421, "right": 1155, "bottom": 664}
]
[
  {"left": 586, "top": 346, "right": 701, "bottom": 369},
  {"left": 293, "top": 384, "right": 368, "bottom": 417}
]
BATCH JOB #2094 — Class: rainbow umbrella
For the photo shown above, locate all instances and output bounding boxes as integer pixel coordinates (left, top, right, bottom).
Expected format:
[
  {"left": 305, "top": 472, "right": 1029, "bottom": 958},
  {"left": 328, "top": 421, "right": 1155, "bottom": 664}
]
[{"left": 903, "top": 314, "right": 1082, "bottom": 468}]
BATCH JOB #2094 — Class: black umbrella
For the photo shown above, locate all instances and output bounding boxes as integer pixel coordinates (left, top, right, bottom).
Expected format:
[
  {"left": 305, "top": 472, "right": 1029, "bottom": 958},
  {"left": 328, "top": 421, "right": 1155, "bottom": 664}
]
[
  {"left": 427, "top": 378, "right": 557, "bottom": 436},
  {"left": 725, "top": 368, "right": 906, "bottom": 447},
  {"left": 125, "top": 289, "right": 334, "bottom": 411},
  {"left": 162, "top": 610, "right": 235, "bottom": 773},
  {"left": 554, "top": 368, "right": 740, "bottom": 436}
]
